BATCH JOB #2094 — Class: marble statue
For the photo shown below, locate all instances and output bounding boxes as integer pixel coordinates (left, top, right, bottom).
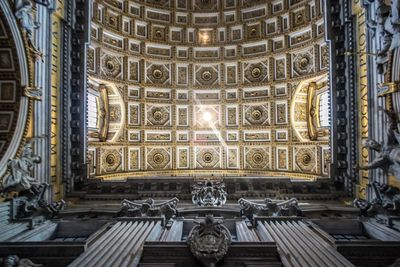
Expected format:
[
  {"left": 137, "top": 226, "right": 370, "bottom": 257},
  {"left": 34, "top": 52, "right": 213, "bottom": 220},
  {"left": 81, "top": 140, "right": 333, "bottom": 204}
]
[
  {"left": 355, "top": 109, "right": 400, "bottom": 179},
  {"left": 191, "top": 181, "right": 227, "bottom": 207},
  {"left": 14, "top": 0, "right": 40, "bottom": 43},
  {"left": 2, "top": 138, "right": 41, "bottom": 196},
  {"left": 354, "top": 181, "right": 400, "bottom": 216}
]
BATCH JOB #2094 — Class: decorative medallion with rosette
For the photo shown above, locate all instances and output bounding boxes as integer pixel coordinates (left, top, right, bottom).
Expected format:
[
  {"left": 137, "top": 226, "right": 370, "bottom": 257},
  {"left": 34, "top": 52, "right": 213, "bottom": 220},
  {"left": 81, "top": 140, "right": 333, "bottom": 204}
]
[
  {"left": 292, "top": 49, "right": 314, "bottom": 77},
  {"left": 244, "top": 105, "right": 269, "bottom": 125},
  {"left": 101, "top": 54, "right": 122, "bottom": 79},
  {"left": 245, "top": 147, "right": 270, "bottom": 169},
  {"left": 196, "top": 147, "right": 220, "bottom": 169},
  {"left": 146, "top": 63, "right": 170, "bottom": 84},
  {"left": 101, "top": 148, "right": 123, "bottom": 173},
  {"left": 146, "top": 105, "right": 171, "bottom": 126},
  {"left": 294, "top": 147, "right": 316, "bottom": 172},
  {"left": 146, "top": 147, "right": 171, "bottom": 170},
  {"left": 243, "top": 61, "right": 268, "bottom": 84},
  {"left": 195, "top": 65, "right": 219, "bottom": 86}
]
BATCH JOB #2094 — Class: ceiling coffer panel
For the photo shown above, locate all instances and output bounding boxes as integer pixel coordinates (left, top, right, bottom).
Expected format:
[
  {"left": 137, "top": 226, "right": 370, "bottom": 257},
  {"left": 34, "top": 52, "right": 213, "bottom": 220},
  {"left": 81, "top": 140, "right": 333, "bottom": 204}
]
[{"left": 87, "top": 0, "right": 330, "bottom": 180}]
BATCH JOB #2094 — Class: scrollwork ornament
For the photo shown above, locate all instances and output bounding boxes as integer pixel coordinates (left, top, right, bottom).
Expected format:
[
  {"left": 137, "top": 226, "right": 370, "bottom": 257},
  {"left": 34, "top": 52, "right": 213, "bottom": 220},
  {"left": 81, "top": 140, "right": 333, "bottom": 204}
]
[
  {"left": 119, "top": 197, "right": 179, "bottom": 221},
  {"left": 238, "top": 198, "right": 302, "bottom": 221}
]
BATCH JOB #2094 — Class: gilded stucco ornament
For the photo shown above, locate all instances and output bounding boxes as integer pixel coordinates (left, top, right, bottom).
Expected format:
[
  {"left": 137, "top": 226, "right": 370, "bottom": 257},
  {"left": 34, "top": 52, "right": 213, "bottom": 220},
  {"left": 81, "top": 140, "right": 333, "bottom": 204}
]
[
  {"left": 187, "top": 215, "right": 231, "bottom": 267},
  {"left": 355, "top": 109, "right": 400, "bottom": 179}
]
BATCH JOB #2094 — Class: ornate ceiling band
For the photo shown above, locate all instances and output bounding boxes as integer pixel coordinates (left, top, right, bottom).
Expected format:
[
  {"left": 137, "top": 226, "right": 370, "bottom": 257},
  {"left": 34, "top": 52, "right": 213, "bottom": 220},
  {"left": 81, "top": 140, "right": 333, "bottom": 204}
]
[{"left": 0, "top": 0, "right": 30, "bottom": 178}]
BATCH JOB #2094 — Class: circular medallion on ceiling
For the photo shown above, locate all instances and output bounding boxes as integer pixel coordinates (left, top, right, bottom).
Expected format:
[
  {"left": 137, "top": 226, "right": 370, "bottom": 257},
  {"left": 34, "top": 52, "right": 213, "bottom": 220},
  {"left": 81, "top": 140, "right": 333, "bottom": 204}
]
[
  {"left": 252, "top": 152, "right": 264, "bottom": 164},
  {"left": 251, "top": 109, "right": 263, "bottom": 120},
  {"left": 153, "top": 68, "right": 163, "bottom": 79},
  {"left": 202, "top": 152, "right": 213, "bottom": 163},
  {"left": 153, "top": 153, "right": 165, "bottom": 164},
  {"left": 106, "top": 154, "right": 116, "bottom": 165},
  {"left": 147, "top": 148, "right": 170, "bottom": 169},
  {"left": 202, "top": 71, "right": 212, "bottom": 81},
  {"left": 153, "top": 110, "right": 163, "bottom": 121},
  {"left": 251, "top": 67, "right": 262, "bottom": 78}
]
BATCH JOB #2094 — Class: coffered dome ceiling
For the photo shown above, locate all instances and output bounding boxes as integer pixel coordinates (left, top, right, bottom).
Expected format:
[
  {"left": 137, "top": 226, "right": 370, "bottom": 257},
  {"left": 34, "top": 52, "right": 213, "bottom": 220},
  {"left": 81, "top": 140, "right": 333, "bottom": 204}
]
[{"left": 86, "top": 0, "right": 330, "bottom": 180}]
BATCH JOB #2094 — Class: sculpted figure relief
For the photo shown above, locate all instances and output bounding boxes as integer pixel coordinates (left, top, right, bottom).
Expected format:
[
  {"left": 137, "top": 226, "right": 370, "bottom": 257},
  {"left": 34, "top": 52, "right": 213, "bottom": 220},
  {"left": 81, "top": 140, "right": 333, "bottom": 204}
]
[
  {"left": 368, "top": 0, "right": 400, "bottom": 74},
  {"left": 1, "top": 138, "right": 65, "bottom": 218},
  {"left": 2, "top": 138, "right": 41, "bottom": 196},
  {"left": 354, "top": 181, "right": 400, "bottom": 216},
  {"left": 14, "top": 0, "right": 40, "bottom": 42},
  {"left": 355, "top": 109, "right": 400, "bottom": 179}
]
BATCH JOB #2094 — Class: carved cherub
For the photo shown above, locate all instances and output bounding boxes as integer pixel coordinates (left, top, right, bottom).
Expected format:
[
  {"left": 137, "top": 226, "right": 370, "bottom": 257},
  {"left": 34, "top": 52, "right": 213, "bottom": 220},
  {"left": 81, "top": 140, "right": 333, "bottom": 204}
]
[{"left": 355, "top": 109, "right": 400, "bottom": 179}]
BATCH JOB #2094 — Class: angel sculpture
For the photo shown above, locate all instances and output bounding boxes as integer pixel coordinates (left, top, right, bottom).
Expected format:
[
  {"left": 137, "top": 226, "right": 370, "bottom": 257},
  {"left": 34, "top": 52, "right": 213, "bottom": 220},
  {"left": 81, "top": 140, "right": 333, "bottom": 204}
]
[
  {"left": 2, "top": 138, "right": 41, "bottom": 196},
  {"left": 355, "top": 109, "right": 400, "bottom": 180}
]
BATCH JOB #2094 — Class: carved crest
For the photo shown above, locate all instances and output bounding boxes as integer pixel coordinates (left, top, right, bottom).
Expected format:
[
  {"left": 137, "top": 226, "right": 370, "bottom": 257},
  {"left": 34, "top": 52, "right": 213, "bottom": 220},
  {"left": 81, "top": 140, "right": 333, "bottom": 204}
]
[
  {"left": 191, "top": 181, "right": 227, "bottom": 207},
  {"left": 187, "top": 215, "right": 231, "bottom": 266}
]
